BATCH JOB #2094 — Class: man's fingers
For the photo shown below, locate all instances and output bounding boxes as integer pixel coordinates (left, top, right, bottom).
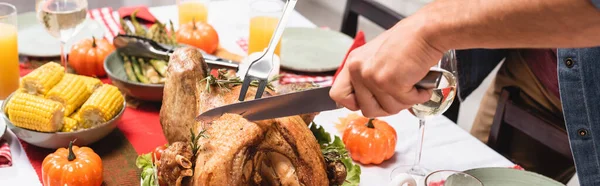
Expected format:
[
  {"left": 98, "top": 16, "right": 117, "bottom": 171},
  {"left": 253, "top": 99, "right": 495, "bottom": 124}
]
[
  {"left": 349, "top": 63, "right": 390, "bottom": 118},
  {"left": 330, "top": 66, "right": 359, "bottom": 111},
  {"left": 402, "top": 87, "right": 433, "bottom": 105}
]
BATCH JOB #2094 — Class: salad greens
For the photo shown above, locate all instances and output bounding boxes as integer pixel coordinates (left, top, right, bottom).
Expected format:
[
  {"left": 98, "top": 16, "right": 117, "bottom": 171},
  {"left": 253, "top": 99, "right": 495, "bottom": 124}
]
[
  {"left": 310, "top": 122, "right": 362, "bottom": 186},
  {"left": 136, "top": 152, "right": 158, "bottom": 186}
]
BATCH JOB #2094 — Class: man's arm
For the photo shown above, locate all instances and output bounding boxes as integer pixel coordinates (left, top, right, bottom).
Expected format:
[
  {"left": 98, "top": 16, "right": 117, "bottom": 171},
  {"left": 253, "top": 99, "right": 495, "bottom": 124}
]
[
  {"left": 330, "top": 0, "right": 600, "bottom": 118},
  {"left": 420, "top": 0, "right": 600, "bottom": 51}
]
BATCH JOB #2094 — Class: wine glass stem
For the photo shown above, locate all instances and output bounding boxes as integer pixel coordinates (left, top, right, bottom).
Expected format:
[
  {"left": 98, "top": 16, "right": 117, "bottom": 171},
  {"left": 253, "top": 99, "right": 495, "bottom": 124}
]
[
  {"left": 413, "top": 119, "right": 426, "bottom": 168},
  {"left": 60, "top": 42, "right": 68, "bottom": 73}
]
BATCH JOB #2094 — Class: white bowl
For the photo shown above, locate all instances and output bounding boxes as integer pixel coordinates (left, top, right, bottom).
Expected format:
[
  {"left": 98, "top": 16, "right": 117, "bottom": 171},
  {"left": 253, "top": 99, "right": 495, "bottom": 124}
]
[{"left": 0, "top": 92, "right": 125, "bottom": 149}]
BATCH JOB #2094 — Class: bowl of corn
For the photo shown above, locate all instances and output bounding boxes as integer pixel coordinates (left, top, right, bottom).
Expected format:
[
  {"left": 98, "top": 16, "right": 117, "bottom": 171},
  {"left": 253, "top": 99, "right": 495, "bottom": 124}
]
[{"left": 0, "top": 62, "right": 126, "bottom": 149}]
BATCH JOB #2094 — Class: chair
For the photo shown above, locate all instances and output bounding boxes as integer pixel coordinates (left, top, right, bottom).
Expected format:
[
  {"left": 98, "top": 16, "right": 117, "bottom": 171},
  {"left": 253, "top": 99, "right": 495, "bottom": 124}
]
[
  {"left": 340, "top": 0, "right": 404, "bottom": 38},
  {"left": 340, "top": 0, "right": 461, "bottom": 122},
  {"left": 487, "top": 86, "right": 575, "bottom": 183}
]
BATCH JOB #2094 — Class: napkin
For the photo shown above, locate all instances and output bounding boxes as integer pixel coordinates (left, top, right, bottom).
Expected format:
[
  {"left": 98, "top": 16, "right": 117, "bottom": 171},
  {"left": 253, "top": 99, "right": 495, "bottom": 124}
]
[
  {"left": 0, "top": 140, "right": 12, "bottom": 168},
  {"left": 118, "top": 6, "right": 157, "bottom": 24},
  {"left": 332, "top": 30, "right": 365, "bottom": 83},
  {"left": 87, "top": 7, "right": 120, "bottom": 43}
]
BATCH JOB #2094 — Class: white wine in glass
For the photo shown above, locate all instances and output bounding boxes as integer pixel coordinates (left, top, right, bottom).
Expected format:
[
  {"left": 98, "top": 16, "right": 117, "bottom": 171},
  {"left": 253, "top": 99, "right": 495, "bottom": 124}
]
[
  {"left": 36, "top": 0, "right": 88, "bottom": 72},
  {"left": 391, "top": 50, "right": 458, "bottom": 179}
]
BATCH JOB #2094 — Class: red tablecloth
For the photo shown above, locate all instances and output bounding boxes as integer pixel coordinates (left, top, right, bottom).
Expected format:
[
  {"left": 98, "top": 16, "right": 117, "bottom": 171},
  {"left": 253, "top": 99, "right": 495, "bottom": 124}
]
[{"left": 18, "top": 65, "right": 167, "bottom": 185}]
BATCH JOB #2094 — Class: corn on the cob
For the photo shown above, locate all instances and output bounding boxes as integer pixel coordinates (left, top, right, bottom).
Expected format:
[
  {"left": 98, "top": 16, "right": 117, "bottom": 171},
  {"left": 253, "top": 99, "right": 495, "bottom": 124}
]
[
  {"left": 61, "top": 117, "right": 79, "bottom": 132},
  {"left": 75, "top": 74, "right": 103, "bottom": 92},
  {"left": 79, "top": 84, "right": 124, "bottom": 126},
  {"left": 5, "top": 92, "right": 64, "bottom": 132},
  {"left": 46, "top": 74, "right": 93, "bottom": 116},
  {"left": 20, "top": 62, "right": 65, "bottom": 96}
]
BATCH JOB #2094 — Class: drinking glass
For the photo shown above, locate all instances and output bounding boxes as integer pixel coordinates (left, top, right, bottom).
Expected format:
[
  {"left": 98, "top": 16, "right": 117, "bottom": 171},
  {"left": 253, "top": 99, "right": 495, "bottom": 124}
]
[
  {"left": 36, "top": 0, "right": 88, "bottom": 72},
  {"left": 248, "top": 0, "right": 284, "bottom": 57},
  {"left": 0, "top": 3, "right": 19, "bottom": 100},
  {"left": 391, "top": 50, "right": 458, "bottom": 178},
  {"left": 178, "top": 0, "right": 210, "bottom": 25}
]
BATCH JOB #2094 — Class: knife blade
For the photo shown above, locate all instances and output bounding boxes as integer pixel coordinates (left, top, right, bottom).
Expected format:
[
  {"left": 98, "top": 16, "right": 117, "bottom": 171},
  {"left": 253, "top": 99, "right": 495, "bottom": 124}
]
[{"left": 195, "top": 70, "right": 443, "bottom": 122}]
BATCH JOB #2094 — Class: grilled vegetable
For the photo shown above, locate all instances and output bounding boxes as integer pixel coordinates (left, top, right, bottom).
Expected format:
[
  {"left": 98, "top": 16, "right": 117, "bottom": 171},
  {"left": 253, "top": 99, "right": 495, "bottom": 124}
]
[
  {"left": 20, "top": 62, "right": 65, "bottom": 95},
  {"left": 131, "top": 57, "right": 150, "bottom": 83},
  {"left": 140, "top": 58, "right": 161, "bottom": 84},
  {"left": 46, "top": 74, "right": 93, "bottom": 116},
  {"left": 5, "top": 92, "right": 64, "bottom": 132},
  {"left": 120, "top": 18, "right": 133, "bottom": 35},
  {"left": 131, "top": 10, "right": 147, "bottom": 37},
  {"left": 121, "top": 54, "right": 139, "bottom": 82},
  {"left": 79, "top": 84, "right": 124, "bottom": 127},
  {"left": 61, "top": 117, "right": 79, "bottom": 132},
  {"left": 149, "top": 59, "right": 168, "bottom": 77}
]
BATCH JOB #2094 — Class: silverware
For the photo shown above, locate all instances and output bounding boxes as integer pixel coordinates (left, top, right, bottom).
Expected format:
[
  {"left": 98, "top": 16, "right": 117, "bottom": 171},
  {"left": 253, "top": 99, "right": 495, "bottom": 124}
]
[
  {"left": 238, "top": 0, "right": 298, "bottom": 101},
  {"left": 113, "top": 34, "right": 239, "bottom": 69},
  {"left": 197, "top": 70, "right": 443, "bottom": 122}
]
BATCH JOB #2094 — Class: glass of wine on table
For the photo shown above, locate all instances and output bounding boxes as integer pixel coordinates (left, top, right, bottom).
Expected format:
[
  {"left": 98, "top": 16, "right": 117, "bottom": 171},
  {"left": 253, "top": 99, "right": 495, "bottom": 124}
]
[
  {"left": 36, "top": 0, "right": 88, "bottom": 72},
  {"left": 390, "top": 50, "right": 459, "bottom": 180}
]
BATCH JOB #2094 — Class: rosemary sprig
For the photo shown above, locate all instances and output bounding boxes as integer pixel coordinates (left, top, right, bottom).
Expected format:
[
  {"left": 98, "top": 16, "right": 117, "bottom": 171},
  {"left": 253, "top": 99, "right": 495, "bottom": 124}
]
[
  {"left": 200, "top": 69, "right": 281, "bottom": 93},
  {"left": 190, "top": 128, "right": 208, "bottom": 158}
]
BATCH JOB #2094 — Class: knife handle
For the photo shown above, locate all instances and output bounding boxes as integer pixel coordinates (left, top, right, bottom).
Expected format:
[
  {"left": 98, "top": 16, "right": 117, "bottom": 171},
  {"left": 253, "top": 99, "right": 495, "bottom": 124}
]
[{"left": 415, "top": 70, "right": 443, "bottom": 90}]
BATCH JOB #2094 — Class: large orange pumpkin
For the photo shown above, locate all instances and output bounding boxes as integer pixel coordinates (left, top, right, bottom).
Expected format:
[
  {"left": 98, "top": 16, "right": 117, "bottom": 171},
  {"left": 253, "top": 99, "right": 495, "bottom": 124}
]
[
  {"left": 69, "top": 37, "right": 115, "bottom": 77},
  {"left": 42, "top": 141, "right": 103, "bottom": 186},
  {"left": 342, "top": 117, "right": 397, "bottom": 165},
  {"left": 176, "top": 20, "right": 219, "bottom": 54}
]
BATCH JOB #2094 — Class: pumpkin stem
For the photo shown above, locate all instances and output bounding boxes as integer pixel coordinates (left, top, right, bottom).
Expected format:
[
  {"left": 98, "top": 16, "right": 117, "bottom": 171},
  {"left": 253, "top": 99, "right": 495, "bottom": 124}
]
[
  {"left": 67, "top": 140, "right": 76, "bottom": 161},
  {"left": 192, "top": 17, "right": 197, "bottom": 30},
  {"left": 366, "top": 118, "right": 375, "bottom": 128},
  {"left": 91, "top": 36, "right": 97, "bottom": 48}
]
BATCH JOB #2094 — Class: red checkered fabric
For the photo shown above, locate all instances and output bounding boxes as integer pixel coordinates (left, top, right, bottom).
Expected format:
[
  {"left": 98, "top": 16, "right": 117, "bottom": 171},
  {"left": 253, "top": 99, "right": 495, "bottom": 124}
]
[{"left": 0, "top": 140, "right": 12, "bottom": 168}]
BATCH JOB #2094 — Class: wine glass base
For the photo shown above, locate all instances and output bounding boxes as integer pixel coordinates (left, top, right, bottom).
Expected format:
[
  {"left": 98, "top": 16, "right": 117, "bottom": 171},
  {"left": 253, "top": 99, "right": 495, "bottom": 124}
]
[{"left": 390, "top": 164, "right": 430, "bottom": 181}]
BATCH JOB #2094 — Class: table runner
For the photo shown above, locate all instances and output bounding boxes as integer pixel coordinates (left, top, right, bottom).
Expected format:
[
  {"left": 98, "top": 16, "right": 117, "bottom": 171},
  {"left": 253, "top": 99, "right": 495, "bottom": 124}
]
[{"left": 18, "top": 64, "right": 167, "bottom": 185}]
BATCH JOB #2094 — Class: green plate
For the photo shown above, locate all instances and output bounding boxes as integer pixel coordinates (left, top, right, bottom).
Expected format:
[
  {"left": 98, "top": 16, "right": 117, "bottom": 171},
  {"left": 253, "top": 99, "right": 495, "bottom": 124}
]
[
  {"left": 17, "top": 11, "right": 105, "bottom": 57},
  {"left": 464, "top": 167, "right": 564, "bottom": 186},
  {"left": 280, "top": 27, "right": 353, "bottom": 72}
]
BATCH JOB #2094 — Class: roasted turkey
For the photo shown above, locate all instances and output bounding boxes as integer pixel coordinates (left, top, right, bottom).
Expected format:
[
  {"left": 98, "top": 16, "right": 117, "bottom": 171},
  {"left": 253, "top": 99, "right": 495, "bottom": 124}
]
[{"left": 158, "top": 47, "right": 334, "bottom": 186}]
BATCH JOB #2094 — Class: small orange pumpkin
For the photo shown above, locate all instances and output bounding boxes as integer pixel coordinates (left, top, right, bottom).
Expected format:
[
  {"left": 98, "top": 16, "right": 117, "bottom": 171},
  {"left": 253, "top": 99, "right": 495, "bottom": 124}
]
[
  {"left": 176, "top": 20, "right": 219, "bottom": 54},
  {"left": 342, "top": 117, "right": 397, "bottom": 165},
  {"left": 69, "top": 37, "right": 115, "bottom": 77},
  {"left": 42, "top": 141, "right": 103, "bottom": 186}
]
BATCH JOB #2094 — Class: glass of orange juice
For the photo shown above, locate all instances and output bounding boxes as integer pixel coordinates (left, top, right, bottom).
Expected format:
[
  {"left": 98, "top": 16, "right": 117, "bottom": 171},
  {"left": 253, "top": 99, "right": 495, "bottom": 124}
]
[
  {"left": 248, "top": 0, "right": 284, "bottom": 57},
  {"left": 178, "top": 0, "right": 210, "bottom": 25},
  {"left": 0, "top": 3, "right": 19, "bottom": 100}
]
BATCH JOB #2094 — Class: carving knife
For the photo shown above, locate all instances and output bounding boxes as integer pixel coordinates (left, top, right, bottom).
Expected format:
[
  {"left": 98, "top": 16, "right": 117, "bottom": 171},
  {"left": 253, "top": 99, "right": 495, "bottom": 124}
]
[{"left": 195, "top": 70, "right": 443, "bottom": 122}]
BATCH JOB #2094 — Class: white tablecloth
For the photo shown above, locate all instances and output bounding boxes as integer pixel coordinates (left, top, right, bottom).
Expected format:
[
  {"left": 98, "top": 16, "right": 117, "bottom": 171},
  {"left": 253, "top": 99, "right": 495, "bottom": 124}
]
[
  {"left": 316, "top": 109, "right": 513, "bottom": 185},
  {"left": 0, "top": 2, "right": 512, "bottom": 185}
]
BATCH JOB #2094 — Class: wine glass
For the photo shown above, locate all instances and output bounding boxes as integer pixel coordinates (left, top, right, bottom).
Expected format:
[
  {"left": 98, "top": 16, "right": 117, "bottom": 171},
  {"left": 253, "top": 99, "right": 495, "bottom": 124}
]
[
  {"left": 390, "top": 50, "right": 458, "bottom": 178},
  {"left": 36, "top": 0, "right": 89, "bottom": 72}
]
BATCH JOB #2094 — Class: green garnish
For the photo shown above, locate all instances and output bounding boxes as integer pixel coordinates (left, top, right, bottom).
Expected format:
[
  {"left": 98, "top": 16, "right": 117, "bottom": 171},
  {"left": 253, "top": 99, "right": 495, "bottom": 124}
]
[{"left": 309, "top": 122, "right": 361, "bottom": 186}]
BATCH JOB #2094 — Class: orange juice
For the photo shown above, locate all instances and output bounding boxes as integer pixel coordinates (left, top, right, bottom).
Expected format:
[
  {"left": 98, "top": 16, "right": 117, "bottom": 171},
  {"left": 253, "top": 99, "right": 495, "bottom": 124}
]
[
  {"left": 178, "top": 1, "right": 208, "bottom": 25},
  {"left": 248, "top": 16, "right": 281, "bottom": 56},
  {"left": 0, "top": 23, "right": 19, "bottom": 99}
]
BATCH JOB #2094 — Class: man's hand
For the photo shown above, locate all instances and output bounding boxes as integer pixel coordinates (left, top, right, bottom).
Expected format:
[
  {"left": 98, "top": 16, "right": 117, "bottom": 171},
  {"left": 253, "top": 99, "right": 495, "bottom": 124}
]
[{"left": 330, "top": 16, "right": 445, "bottom": 118}]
